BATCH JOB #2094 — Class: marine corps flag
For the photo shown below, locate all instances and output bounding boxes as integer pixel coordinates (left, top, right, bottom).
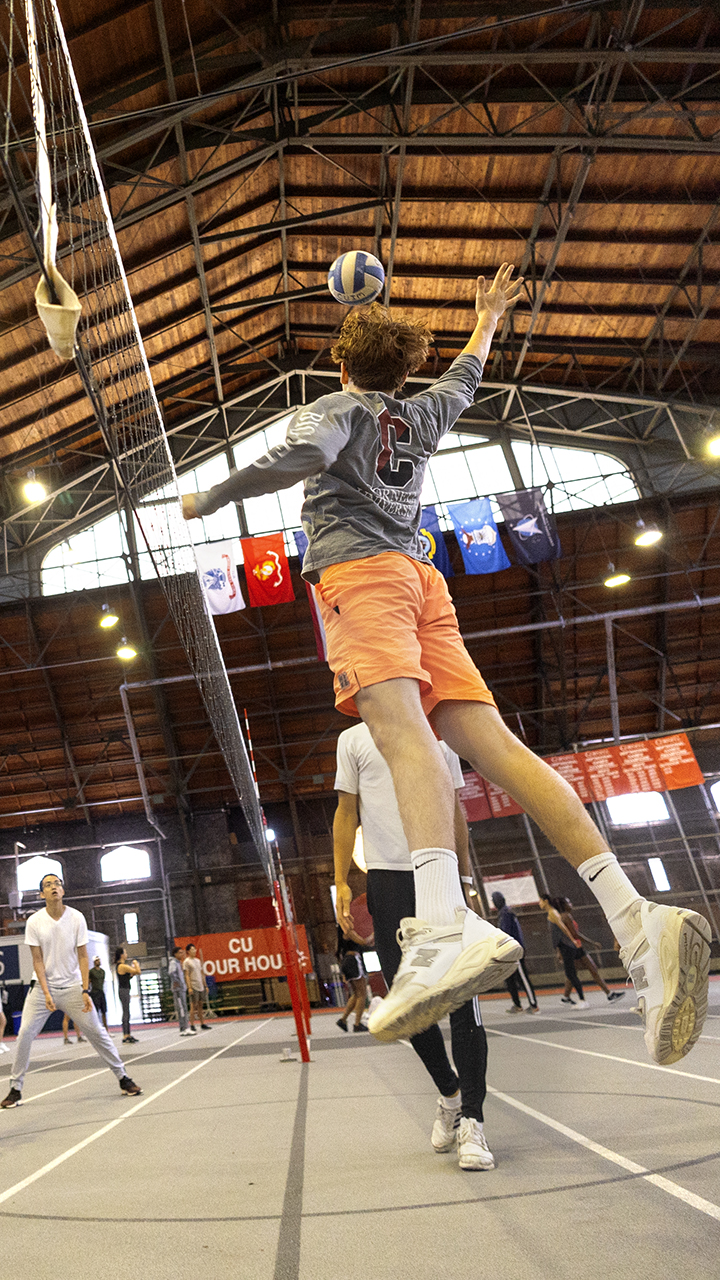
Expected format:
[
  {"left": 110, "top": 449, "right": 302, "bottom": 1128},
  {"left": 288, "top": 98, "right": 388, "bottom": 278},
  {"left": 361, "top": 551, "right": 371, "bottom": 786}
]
[
  {"left": 241, "top": 533, "right": 295, "bottom": 607},
  {"left": 495, "top": 487, "right": 562, "bottom": 565},
  {"left": 419, "top": 506, "right": 453, "bottom": 578}
]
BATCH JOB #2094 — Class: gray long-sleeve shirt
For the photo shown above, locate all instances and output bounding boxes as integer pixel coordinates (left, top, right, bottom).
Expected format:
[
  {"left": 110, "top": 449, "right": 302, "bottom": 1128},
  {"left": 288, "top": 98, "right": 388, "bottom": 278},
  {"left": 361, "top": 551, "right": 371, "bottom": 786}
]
[
  {"left": 168, "top": 956, "right": 186, "bottom": 993},
  {"left": 194, "top": 354, "right": 483, "bottom": 581}
]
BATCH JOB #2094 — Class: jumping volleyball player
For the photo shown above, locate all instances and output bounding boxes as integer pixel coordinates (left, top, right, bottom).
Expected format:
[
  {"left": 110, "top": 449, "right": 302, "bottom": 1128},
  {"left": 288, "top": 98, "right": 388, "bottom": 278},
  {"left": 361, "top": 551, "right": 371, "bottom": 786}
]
[{"left": 183, "top": 264, "right": 711, "bottom": 1066}]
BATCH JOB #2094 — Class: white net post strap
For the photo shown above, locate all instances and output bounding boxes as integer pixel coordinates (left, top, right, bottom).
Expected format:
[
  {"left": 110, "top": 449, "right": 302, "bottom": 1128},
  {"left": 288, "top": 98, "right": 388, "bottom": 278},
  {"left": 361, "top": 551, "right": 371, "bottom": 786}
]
[
  {"left": 25, "top": 0, "right": 81, "bottom": 360},
  {"left": 32, "top": 0, "right": 270, "bottom": 876}
]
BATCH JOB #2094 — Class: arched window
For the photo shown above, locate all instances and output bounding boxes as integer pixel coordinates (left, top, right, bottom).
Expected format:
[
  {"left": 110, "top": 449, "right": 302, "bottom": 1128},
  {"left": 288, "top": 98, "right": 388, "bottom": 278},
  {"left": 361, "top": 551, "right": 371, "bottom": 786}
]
[
  {"left": 17, "top": 854, "right": 64, "bottom": 895},
  {"left": 100, "top": 844, "right": 151, "bottom": 883},
  {"left": 42, "top": 415, "right": 639, "bottom": 597}
]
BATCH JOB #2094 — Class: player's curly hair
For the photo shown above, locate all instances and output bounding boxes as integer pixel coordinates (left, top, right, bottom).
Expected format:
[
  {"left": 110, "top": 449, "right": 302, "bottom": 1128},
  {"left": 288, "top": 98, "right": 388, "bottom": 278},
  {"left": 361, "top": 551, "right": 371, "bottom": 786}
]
[{"left": 330, "top": 303, "right": 433, "bottom": 392}]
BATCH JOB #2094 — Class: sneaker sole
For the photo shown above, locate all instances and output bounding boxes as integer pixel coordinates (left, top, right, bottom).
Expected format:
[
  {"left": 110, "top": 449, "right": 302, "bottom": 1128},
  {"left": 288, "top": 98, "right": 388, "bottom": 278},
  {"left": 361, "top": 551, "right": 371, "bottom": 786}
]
[
  {"left": 0, "top": 1100, "right": 21, "bottom": 1109},
  {"left": 458, "top": 1155, "right": 495, "bottom": 1171},
  {"left": 645, "top": 911, "right": 712, "bottom": 1065},
  {"left": 369, "top": 938, "right": 522, "bottom": 1042}
]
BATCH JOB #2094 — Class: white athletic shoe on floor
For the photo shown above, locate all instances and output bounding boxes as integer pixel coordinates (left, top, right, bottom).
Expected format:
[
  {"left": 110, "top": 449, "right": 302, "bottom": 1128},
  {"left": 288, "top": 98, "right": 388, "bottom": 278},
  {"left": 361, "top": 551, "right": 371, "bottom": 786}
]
[
  {"left": 574, "top": 1000, "right": 589, "bottom": 1008},
  {"left": 367, "top": 910, "right": 522, "bottom": 1043},
  {"left": 505, "top": 1005, "right": 523, "bottom": 1015},
  {"left": 457, "top": 1118, "right": 495, "bottom": 1171},
  {"left": 620, "top": 900, "right": 711, "bottom": 1065},
  {"left": 180, "top": 1028, "right": 197, "bottom": 1036},
  {"left": 431, "top": 1096, "right": 462, "bottom": 1152}
]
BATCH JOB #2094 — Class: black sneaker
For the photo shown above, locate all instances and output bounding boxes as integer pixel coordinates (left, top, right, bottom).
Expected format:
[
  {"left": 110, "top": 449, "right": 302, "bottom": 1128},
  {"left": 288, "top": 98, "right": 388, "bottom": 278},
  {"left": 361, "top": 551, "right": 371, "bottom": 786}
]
[
  {"left": 607, "top": 991, "right": 625, "bottom": 1002},
  {"left": 1, "top": 1087, "right": 21, "bottom": 1108},
  {"left": 336, "top": 1018, "right": 348, "bottom": 1032},
  {"left": 200, "top": 1023, "right": 211, "bottom": 1031},
  {"left": 353, "top": 1023, "right": 369, "bottom": 1033},
  {"left": 119, "top": 1076, "right": 142, "bottom": 1097},
  {"left": 560, "top": 996, "right": 576, "bottom": 1005}
]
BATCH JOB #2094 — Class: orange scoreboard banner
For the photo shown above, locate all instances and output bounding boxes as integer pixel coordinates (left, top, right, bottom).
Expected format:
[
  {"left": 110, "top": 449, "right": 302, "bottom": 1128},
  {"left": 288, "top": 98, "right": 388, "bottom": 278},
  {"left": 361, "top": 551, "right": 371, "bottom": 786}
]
[
  {"left": 175, "top": 927, "right": 312, "bottom": 982},
  {"left": 459, "top": 732, "right": 704, "bottom": 822}
]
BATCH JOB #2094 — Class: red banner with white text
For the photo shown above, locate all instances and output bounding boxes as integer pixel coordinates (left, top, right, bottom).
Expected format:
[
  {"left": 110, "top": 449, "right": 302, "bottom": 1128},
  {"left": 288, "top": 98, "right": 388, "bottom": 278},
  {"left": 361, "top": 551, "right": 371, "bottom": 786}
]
[
  {"left": 175, "top": 927, "right": 312, "bottom": 982},
  {"left": 459, "top": 732, "right": 704, "bottom": 822}
]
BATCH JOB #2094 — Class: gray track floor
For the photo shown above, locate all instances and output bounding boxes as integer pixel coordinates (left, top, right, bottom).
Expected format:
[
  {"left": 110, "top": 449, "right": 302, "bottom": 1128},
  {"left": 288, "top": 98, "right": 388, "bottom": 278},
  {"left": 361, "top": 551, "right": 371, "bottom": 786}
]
[{"left": 1, "top": 981, "right": 719, "bottom": 1280}]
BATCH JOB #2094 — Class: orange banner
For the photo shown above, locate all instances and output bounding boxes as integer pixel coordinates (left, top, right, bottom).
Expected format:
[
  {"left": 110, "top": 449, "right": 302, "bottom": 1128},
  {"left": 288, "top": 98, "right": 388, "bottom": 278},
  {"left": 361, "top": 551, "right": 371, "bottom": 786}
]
[
  {"left": 175, "top": 927, "right": 312, "bottom": 982},
  {"left": 459, "top": 732, "right": 704, "bottom": 821}
]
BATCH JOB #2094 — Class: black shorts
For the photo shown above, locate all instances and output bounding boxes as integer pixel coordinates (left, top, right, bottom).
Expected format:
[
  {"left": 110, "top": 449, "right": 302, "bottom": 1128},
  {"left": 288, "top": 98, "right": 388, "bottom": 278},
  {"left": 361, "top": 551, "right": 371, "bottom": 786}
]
[
  {"left": 340, "top": 953, "right": 365, "bottom": 982},
  {"left": 90, "top": 990, "right": 107, "bottom": 1014}
]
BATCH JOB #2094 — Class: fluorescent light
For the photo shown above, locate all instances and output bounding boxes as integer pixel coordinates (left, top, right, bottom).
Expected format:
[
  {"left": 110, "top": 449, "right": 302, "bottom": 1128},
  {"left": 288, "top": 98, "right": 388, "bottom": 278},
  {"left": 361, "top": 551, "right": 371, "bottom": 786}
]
[
  {"left": 648, "top": 857, "right": 671, "bottom": 892},
  {"left": 604, "top": 571, "right": 631, "bottom": 587},
  {"left": 606, "top": 791, "right": 670, "bottom": 825},
  {"left": 23, "top": 479, "right": 47, "bottom": 503},
  {"left": 634, "top": 522, "right": 662, "bottom": 547},
  {"left": 100, "top": 604, "right": 119, "bottom": 628}
]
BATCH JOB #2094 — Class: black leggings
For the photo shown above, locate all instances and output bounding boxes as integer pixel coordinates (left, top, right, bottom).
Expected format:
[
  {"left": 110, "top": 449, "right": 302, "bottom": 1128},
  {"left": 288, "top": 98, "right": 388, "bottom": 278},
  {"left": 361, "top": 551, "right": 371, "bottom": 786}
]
[
  {"left": 119, "top": 986, "right": 131, "bottom": 1036},
  {"left": 367, "top": 868, "right": 488, "bottom": 1122},
  {"left": 559, "top": 945, "right": 584, "bottom": 1001}
]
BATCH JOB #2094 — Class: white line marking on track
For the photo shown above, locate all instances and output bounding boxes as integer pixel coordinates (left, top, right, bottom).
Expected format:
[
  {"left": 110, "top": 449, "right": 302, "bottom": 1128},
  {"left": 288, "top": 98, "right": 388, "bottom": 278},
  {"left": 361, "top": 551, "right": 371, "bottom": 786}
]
[
  {"left": 0, "top": 1021, "right": 270, "bottom": 1206},
  {"left": 14, "top": 1030, "right": 209, "bottom": 1104},
  {"left": 487, "top": 1027, "right": 720, "bottom": 1085},
  {"left": 553, "top": 1016, "right": 720, "bottom": 1042},
  {"left": 487, "top": 1085, "right": 720, "bottom": 1223},
  {"left": 0, "top": 1028, "right": 172, "bottom": 1081}
]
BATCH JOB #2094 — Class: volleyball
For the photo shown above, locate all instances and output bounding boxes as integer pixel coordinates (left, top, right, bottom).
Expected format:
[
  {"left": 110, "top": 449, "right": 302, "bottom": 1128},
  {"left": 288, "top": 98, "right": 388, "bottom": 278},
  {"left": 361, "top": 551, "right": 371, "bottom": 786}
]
[{"left": 328, "top": 250, "right": 385, "bottom": 305}]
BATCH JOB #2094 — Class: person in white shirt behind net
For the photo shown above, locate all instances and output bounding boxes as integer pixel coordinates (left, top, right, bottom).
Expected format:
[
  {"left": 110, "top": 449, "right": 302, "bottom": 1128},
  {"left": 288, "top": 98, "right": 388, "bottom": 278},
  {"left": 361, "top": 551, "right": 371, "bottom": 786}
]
[
  {"left": 1, "top": 873, "right": 142, "bottom": 1108},
  {"left": 334, "top": 722, "right": 494, "bottom": 1172}
]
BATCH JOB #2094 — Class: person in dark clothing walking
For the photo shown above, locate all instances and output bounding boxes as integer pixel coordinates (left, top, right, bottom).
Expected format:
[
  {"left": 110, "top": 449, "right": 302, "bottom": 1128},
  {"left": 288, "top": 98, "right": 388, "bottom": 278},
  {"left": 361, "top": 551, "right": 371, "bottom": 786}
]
[{"left": 491, "top": 892, "right": 538, "bottom": 1014}]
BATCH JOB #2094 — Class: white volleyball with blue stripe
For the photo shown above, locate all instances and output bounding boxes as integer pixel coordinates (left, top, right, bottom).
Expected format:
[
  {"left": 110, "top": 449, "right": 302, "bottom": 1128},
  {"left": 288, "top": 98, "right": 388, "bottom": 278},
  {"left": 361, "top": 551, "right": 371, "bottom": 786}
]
[{"left": 327, "top": 250, "right": 385, "bottom": 305}]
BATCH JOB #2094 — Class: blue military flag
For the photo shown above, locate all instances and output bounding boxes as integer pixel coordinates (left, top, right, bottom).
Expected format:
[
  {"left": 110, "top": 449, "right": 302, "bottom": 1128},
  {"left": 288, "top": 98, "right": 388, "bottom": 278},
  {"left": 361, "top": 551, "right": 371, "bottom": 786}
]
[
  {"left": 495, "top": 487, "right": 562, "bottom": 565},
  {"left": 448, "top": 498, "right": 511, "bottom": 575},
  {"left": 419, "top": 506, "right": 453, "bottom": 578}
]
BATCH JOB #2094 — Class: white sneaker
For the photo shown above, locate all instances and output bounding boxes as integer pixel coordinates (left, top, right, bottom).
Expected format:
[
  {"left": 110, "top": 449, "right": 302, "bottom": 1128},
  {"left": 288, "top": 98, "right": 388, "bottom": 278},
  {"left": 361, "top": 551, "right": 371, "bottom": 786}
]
[
  {"left": 0, "top": 1044, "right": 8, "bottom": 1054},
  {"left": 620, "top": 900, "right": 711, "bottom": 1065},
  {"left": 431, "top": 1096, "right": 462, "bottom": 1152},
  {"left": 180, "top": 1028, "right": 197, "bottom": 1037},
  {"left": 575, "top": 1000, "right": 589, "bottom": 1008},
  {"left": 505, "top": 1005, "right": 523, "bottom": 1015},
  {"left": 367, "top": 910, "right": 522, "bottom": 1043},
  {"left": 457, "top": 1118, "right": 495, "bottom": 1171}
]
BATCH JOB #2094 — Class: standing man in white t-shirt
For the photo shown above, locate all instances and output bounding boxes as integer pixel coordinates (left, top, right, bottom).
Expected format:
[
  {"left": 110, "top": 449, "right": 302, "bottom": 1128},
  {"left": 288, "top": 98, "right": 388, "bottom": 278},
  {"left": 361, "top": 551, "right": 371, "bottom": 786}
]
[
  {"left": 1, "top": 873, "right": 142, "bottom": 1108},
  {"left": 334, "top": 722, "right": 493, "bottom": 1172}
]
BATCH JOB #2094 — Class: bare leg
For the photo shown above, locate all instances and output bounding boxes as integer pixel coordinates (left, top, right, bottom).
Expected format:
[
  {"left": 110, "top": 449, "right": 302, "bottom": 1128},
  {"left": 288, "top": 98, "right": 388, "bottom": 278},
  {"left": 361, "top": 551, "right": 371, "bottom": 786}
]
[
  {"left": 341, "top": 990, "right": 355, "bottom": 1022},
  {"left": 355, "top": 678, "right": 455, "bottom": 850},
  {"left": 352, "top": 979, "right": 366, "bottom": 1027},
  {"left": 580, "top": 955, "right": 611, "bottom": 994},
  {"left": 431, "top": 701, "right": 608, "bottom": 869}
]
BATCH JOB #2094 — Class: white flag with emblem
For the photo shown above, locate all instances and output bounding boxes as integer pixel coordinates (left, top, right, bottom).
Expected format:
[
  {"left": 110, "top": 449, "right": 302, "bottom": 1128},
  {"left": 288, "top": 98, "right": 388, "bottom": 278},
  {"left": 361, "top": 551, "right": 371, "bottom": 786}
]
[{"left": 194, "top": 541, "right": 245, "bottom": 615}]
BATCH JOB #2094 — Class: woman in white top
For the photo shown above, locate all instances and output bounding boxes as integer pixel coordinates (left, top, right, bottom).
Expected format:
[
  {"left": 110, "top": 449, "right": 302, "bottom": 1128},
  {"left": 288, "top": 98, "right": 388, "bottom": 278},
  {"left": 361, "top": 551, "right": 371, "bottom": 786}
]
[{"left": 183, "top": 944, "right": 210, "bottom": 1031}]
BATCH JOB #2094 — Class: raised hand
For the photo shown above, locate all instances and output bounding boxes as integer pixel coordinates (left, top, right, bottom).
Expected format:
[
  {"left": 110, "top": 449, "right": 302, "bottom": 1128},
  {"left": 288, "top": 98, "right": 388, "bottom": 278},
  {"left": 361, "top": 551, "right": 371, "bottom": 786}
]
[{"left": 475, "top": 263, "right": 525, "bottom": 323}]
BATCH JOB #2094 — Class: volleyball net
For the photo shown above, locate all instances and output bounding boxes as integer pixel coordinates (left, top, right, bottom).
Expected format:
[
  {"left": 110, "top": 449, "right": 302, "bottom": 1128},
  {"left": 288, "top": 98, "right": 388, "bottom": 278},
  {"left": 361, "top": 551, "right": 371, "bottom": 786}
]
[{"left": 1, "top": 0, "right": 272, "bottom": 881}]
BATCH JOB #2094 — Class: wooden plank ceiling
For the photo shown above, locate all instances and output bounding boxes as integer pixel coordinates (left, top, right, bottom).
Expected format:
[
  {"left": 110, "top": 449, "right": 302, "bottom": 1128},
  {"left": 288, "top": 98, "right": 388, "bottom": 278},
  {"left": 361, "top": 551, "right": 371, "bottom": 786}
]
[{"left": 0, "top": 2, "right": 719, "bottom": 827}]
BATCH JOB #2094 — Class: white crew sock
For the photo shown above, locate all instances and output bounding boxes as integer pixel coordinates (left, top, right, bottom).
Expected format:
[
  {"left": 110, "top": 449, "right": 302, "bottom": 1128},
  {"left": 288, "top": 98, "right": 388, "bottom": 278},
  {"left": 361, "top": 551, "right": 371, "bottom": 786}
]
[
  {"left": 411, "top": 847, "right": 466, "bottom": 926},
  {"left": 577, "top": 852, "right": 644, "bottom": 948}
]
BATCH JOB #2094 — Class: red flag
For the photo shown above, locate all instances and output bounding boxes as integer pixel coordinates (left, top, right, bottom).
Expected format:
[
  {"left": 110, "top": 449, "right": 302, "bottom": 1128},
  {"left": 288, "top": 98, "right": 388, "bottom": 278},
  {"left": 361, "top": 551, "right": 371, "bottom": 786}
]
[{"left": 241, "top": 533, "right": 295, "bottom": 607}]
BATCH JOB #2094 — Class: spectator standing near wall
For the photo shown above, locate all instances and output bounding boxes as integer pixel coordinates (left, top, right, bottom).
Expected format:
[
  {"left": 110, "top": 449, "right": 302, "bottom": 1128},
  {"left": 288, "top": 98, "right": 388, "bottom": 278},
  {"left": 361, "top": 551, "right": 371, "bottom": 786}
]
[
  {"left": 169, "top": 946, "right": 196, "bottom": 1037},
  {"left": 115, "top": 947, "right": 141, "bottom": 1044},
  {"left": 88, "top": 955, "right": 109, "bottom": 1031},
  {"left": 491, "top": 892, "right": 538, "bottom": 1014},
  {"left": 183, "top": 944, "right": 211, "bottom": 1032}
]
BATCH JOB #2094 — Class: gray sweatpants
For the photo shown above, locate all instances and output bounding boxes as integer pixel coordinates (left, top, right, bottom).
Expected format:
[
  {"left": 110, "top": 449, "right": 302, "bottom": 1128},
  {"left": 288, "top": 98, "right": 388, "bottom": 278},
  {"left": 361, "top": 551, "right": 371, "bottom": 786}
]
[
  {"left": 11, "top": 982, "right": 126, "bottom": 1092},
  {"left": 171, "top": 987, "right": 189, "bottom": 1031}
]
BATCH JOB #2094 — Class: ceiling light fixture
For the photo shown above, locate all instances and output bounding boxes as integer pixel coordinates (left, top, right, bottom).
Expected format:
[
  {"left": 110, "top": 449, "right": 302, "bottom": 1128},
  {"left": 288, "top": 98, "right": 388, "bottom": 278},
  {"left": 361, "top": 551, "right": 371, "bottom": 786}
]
[
  {"left": 99, "top": 604, "right": 119, "bottom": 629},
  {"left": 707, "top": 436, "right": 720, "bottom": 458},
  {"left": 23, "top": 471, "right": 46, "bottom": 503},
  {"left": 604, "top": 562, "right": 630, "bottom": 588},
  {"left": 116, "top": 638, "right": 137, "bottom": 661},
  {"left": 634, "top": 519, "right": 662, "bottom": 547}
]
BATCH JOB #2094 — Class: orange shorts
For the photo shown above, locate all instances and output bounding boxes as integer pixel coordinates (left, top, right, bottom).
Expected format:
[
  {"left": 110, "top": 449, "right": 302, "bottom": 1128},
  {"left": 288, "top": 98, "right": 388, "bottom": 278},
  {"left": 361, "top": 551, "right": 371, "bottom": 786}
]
[{"left": 315, "top": 552, "right": 496, "bottom": 718}]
